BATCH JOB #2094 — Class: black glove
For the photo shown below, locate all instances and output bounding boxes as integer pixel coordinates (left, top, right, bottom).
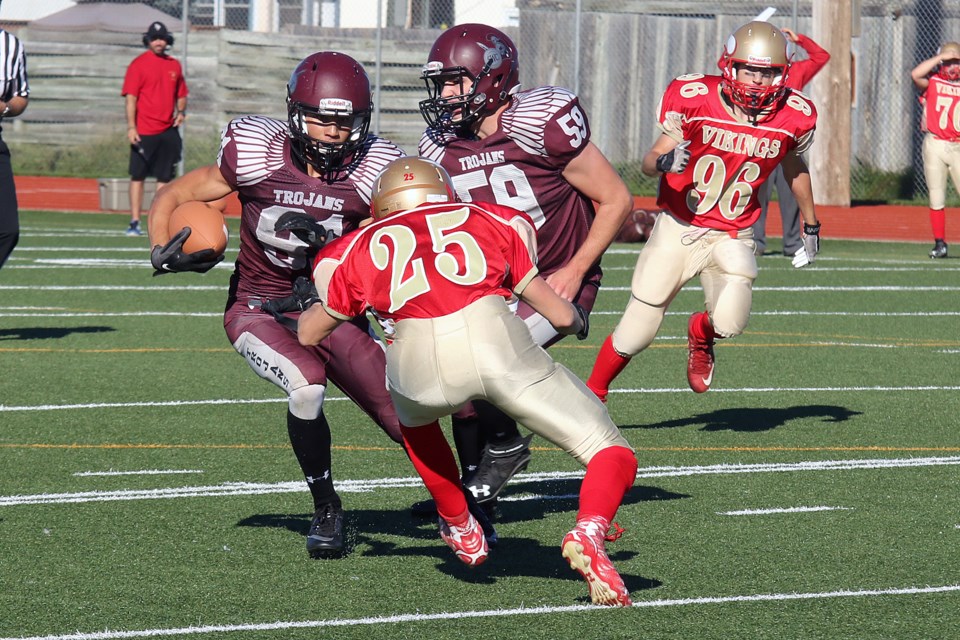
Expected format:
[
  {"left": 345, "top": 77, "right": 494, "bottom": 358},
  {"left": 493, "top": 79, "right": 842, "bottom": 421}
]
[
  {"left": 573, "top": 303, "right": 589, "bottom": 341},
  {"left": 655, "top": 140, "right": 691, "bottom": 174},
  {"left": 150, "top": 228, "right": 224, "bottom": 276},
  {"left": 259, "top": 276, "right": 320, "bottom": 332},
  {"left": 275, "top": 212, "right": 331, "bottom": 256}
]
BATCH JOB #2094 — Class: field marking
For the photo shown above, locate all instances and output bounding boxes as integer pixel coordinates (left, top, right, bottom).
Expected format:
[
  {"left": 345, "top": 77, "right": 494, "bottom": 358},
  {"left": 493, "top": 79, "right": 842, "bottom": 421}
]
[
  {"left": 2, "top": 456, "right": 959, "bottom": 507},
  {"left": 73, "top": 469, "right": 205, "bottom": 477},
  {"left": 3, "top": 385, "right": 959, "bottom": 413},
  {"left": 718, "top": 506, "right": 852, "bottom": 516},
  {"left": 3, "top": 583, "right": 958, "bottom": 640}
]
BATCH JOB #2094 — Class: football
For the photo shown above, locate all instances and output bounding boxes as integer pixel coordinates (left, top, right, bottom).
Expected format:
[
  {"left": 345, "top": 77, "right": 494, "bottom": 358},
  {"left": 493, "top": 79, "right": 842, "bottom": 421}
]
[
  {"left": 168, "top": 201, "right": 229, "bottom": 256},
  {"left": 614, "top": 208, "right": 661, "bottom": 243}
]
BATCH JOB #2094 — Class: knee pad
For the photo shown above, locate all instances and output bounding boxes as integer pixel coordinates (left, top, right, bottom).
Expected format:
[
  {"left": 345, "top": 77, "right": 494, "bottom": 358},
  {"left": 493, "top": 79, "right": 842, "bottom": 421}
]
[
  {"left": 288, "top": 384, "right": 326, "bottom": 420},
  {"left": 710, "top": 274, "right": 752, "bottom": 339},
  {"left": 611, "top": 296, "right": 666, "bottom": 356}
]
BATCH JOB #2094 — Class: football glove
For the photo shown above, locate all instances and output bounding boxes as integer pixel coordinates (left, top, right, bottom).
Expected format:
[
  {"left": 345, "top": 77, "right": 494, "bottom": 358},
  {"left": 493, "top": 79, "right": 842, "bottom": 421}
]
[
  {"left": 655, "top": 140, "right": 691, "bottom": 174},
  {"left": 259, "top": 276, "right": 319, "bottom": 332},
  {"left": 801, "top": 221, "right": 821, "bottom": 265},
  {"left": 573, "top": 302, "right": 590, "bottom": 341},
  {"left": 791, "top": 247, "right": 810, "bottom": 269},
  {"left": 150, "top": 228, "right": 224, "bottom": 276},
  {"left": 275, "top": 212, "right": 332, "bottom": 256}
]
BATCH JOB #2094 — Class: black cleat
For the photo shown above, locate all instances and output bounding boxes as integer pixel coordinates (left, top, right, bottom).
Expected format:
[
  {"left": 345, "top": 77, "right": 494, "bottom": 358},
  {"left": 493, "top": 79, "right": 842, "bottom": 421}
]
[
  {"left": 464, "top": 434, "right": 533, "bottom": 504},
  {"left": 307, "top": 501, "right": 345, "bottom": 559},
  {"left": 930, "top": 240, "right": 948, "bottom": 259}
]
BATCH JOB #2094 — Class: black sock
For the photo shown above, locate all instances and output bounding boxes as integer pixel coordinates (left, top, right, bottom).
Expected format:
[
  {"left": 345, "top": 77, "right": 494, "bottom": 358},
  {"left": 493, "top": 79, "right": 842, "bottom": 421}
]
[
  {"left": 474, "top": 400, "right": 522, "bottom": 446},
  {"left": 452, "top": 412, "right": 483, "bottom": 476},
  {"left": 286, "top": 410, "right": 338, "bottom": 509}
]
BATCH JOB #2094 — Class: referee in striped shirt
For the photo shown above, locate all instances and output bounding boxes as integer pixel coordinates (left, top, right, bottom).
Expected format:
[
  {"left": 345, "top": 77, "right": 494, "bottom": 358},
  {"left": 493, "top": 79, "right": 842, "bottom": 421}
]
[{"left": 0, "top": 27, "right": 29, "bottom": 270}]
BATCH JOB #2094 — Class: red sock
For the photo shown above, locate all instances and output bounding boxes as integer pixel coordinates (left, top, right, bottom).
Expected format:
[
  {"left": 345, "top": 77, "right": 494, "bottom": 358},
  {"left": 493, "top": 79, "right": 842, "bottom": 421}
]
[
  {"left": 689, "top": 311, "right": 716, "bottom": 341},
  {"left": 586, "top": 335, "right": 632, "bottom": 397},
  {"left": 930, "top": 208, "right": 946, "bottom": 240},
  {"left": 400, "top": 422, "right": 467, "bottom": 523},
  {"left": 577, "top": 446, "right": 638, "bottom": 523}
]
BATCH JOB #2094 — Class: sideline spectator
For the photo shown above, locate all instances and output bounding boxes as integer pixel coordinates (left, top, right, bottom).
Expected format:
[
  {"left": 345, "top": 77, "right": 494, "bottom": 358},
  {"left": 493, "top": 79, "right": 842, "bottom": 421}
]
[
  {"left": 911, "top": 41, "right": 960, "bottom": 259},
  {"left": 122, "top": 21, "right": 188, "bottom": 237},
  {"left": 0, "top": 27, "right": 29, "bottom": 270},
  {"left": 751, "top": 27, "right": 830, "bottom": 265}
]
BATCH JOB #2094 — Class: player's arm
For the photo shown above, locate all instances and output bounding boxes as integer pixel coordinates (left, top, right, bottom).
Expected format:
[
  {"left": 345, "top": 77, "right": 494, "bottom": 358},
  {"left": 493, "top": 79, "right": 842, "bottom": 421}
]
[
  {"left": 911, "top": 54, "right": 943, "bottom": 90},
  {"left": 147, "top": 164, "right": 234, "bottom": 246},
  {"left": 641, "top": 133, "right": 689, "bottom": 176},
  {"left": 552, "top": 142, "right": 632, "bottom": 300},
  {"left": 518, "top": 276, "right": 588, "bottom": 339},
  {"left": 781, "top": 150, "right": 821, "bottom": 265},
  {"left": 297, "top": 304, "right": 344, "bottom": 346}
]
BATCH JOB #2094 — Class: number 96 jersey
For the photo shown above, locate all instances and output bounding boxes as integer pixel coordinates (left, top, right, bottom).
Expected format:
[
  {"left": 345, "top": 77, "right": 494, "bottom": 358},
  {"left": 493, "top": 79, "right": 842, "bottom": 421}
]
[{"left": 656, "top": 73, "right": 817, "bottom": 232}]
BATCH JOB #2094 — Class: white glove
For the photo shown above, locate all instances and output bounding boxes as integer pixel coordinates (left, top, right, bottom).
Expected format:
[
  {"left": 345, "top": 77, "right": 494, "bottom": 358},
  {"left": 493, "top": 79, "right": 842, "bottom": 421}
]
[
  {"left": 655, "top": 140, "right": 691, "bottom": 174},
  {"left": 791, "top": 247, "right": 810, "bottom": 268},
  {"left": 801, "top": 222, "right": 821, "bottom": 266}
]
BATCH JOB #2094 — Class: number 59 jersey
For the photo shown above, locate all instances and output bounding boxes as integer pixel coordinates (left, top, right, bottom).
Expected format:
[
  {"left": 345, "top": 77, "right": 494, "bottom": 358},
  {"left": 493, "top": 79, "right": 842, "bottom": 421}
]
[
  {"left": 419, "top": 86, "right": 593, "bottom": 277},
  {"left": 656, "top": 73, "right": 817, "bottom": 232}
]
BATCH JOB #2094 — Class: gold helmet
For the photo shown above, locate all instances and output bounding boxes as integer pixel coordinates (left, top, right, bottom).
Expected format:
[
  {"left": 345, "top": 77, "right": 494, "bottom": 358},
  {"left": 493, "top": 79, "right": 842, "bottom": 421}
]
[
  {"left": 719, "top": 21, "right": 792, "bottom": 112},
  {"left": 938, "top": 41, "right": 960, "bottom": 80},
  {"left": 370, "top": 157, "right": 456, "bottom": 219}
]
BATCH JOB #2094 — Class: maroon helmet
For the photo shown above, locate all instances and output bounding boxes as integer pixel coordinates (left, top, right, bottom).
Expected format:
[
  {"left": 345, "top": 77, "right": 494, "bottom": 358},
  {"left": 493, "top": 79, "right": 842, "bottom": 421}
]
[
  {"left": 286, "top": 51, "right": 372, "bottom": 173},
  {"left": 419, "top": 24, "right": 520, "bottom": 130}
]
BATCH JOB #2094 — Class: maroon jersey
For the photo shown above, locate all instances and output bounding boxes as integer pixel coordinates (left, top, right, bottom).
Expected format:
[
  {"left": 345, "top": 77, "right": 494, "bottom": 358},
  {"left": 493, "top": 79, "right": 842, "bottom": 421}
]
[
  {"left": 217, "top": 115, "right": 404, "bottom": 301},
  {"left": 419, "top": 86, "right": 595, "bottom": 278},
  {"left": 656, "top": 74, "right": 817, "bottom": 231},
  {"left": 922, "top": 75, "right": 960, "bottom": 142},
  {"left": 318, "top": 202, "right": 538, "bottom": 323}
]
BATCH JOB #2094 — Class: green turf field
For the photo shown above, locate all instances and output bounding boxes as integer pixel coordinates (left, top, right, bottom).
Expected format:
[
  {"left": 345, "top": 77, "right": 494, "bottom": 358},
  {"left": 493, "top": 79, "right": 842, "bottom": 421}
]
[{"left": 1, "top": 210, "right": 958, "bottom": 639}]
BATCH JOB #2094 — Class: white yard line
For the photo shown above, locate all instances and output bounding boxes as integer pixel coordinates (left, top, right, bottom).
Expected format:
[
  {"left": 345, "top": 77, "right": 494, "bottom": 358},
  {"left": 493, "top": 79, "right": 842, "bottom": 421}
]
[
  {"left": 2, "top": 456, "right": 959, "bottom": 507},
  {"left": 73, "top": 469, "right": 205, "bottom": 477},
  {"left": 718, "top": 506, "right": 852, "bottom": 516},
  {"left": 2, "top": 583, "right": 958, "bottom": 640}
]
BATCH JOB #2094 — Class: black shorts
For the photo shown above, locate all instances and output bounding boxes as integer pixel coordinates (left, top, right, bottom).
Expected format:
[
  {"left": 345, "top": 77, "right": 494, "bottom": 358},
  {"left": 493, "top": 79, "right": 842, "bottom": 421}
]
[{"left": 129, "top": 127, "right": 182, "bottom": 182}]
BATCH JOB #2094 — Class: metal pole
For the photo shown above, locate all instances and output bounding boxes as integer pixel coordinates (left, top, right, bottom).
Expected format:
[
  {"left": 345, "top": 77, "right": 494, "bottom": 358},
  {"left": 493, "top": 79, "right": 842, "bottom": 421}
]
[
  {"left": 179, "top": 0, "right": 189, "bottom": 177},
  {"left": 374, "top": 0, "right": 383, "bottom": 135},
  {"left": 793, "top": 0, "right": 799, "bottom": 32},
  {"left": 573, "top": 0, "right": 581, "bottom": 95}
]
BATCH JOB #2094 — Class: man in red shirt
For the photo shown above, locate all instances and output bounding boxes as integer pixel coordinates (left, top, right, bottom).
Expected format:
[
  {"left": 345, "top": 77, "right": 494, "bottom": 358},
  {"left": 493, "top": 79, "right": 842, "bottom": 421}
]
[
  {"left": 752, "top": 27, "right": 830, "bottom": 265},
  {"left": 587, "top": 20, "right": 822, "bottom": 401},
  {"left": 911, "top": 41, "right": 960, "bottom": 259},
  {"left": 299, "top": 157, "right": 637, "bottom": 607},
  {"left": 121, "top": 21, "right": 188, "bottom": 237}
]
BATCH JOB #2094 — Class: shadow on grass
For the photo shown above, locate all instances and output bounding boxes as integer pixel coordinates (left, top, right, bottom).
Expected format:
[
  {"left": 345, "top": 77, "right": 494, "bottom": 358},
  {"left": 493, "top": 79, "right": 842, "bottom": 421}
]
[
  {"left": 0, "top": 326, "right": 115, "bottom": 340},
  {"left": 237, "top": 481, "right": 675, "bottom": 592},
  {"left": 626, "top": 404, "right": 862, "bottom": 432}
]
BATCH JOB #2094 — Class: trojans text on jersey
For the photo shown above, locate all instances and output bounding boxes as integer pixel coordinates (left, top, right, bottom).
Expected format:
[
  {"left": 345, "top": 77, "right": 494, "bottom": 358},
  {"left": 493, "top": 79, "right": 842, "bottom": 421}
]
[
  {"left": 457, "top": 150, "right": 506, "bottom": 171},
  {"left": 272, "top": 190, "right": 345, "bottom": 211}
]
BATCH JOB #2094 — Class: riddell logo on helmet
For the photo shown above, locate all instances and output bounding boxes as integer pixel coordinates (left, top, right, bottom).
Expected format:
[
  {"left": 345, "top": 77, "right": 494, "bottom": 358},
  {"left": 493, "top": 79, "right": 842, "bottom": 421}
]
[
  {"left": 747, "top": 54, "right": 773, "bottom": 65},
  {"left": 317, "top": 98, "right": 352, "bottom": 112}
]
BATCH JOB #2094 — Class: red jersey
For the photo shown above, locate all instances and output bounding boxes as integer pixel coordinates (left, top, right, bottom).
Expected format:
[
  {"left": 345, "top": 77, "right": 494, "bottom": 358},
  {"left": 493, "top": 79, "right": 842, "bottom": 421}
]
[
  {"left": 922, "top": 75, "right": 960, "bottom": 142},
  {"left": 317, "top": 202, "right": 538, "bottom": 323},
  {"left": 786, "top": 34, "right": 830, "bottom": 89},
  {"left": 217, "top": 115, "right": 404, "bottom": 301},
  {"left": 121, "top": 51, "right": 188, "bottom": 135},
  {"left": 655, "top": 74, "right": 817, "bottom": 231},
  {"left": 419, "top": 86, "right": 595, "bottom": 278}
]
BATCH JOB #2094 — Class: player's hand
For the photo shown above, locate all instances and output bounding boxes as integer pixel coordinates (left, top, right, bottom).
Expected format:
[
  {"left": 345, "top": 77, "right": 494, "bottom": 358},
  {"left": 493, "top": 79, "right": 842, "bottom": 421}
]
[
  {"left": 275, "top": 212, "right": 331, "bottom": 254},
  {"left": 655, "top": 140, "right": 691, "bottom": 174},
  {"left": 261, "top": 276, "right": 319, "bottom": 320},
  {"left": 150, "top": 228, "right": 224, "bottom": 276},
  {"left": 573, "top": 303, "right": 590, "bottom": 340},
  {"left": 800, "top": 222, "right": 821, "bottom": 266}
]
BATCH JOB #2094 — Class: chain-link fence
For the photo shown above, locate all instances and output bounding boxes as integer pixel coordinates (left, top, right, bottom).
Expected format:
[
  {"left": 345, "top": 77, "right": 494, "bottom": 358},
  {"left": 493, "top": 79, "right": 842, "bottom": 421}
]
[{"left": 3, "top": 0, "right": 958, "bottom": 205}]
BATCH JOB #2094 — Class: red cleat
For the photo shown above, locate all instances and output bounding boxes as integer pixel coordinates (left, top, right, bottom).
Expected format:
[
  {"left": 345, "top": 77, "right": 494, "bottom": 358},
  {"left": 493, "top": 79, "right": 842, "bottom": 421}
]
[
  {"left": 439, "top": 513, "right": 489, "bottom": 566},
  {"left": 686, "top": 312, "right": 715, "bottom": 393},
  {"left": 561, "top": 516, "right": 632, "bottom": 606}
]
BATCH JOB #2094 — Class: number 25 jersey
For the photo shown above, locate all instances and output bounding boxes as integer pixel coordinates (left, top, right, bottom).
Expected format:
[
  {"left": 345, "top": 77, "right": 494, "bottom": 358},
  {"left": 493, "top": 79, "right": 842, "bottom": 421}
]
[{"left": 656, "top": 73, "right": 817, "bottom": 232}]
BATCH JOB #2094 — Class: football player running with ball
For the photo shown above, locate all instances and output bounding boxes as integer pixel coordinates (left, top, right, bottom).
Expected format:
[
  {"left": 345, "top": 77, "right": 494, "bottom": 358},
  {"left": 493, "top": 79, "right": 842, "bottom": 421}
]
[
  {"left": 146, "top": 52, "right": 406, "bottom": 559},
  {"left": 587, "top": 21, "right": 822, "bottom": 401},
  {"left": 299, "top": 157, "right": 637, "bottom": 606},
  {"left": 415, "top": 23, "right": 633, "bottom": 510}
]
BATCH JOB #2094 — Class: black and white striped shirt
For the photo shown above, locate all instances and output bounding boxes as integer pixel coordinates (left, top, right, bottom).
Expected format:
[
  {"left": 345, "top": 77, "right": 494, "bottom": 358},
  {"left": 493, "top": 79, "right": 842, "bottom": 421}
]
[{"left": 1, "top": 28, "right": 29, "bottom": 132}]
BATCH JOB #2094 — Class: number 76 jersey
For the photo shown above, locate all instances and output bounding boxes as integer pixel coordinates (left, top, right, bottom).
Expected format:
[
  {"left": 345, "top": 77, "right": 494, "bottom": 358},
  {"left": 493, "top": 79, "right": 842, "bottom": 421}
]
[{"left": 656, "top": 73, "right": 817, "bottom": 232}]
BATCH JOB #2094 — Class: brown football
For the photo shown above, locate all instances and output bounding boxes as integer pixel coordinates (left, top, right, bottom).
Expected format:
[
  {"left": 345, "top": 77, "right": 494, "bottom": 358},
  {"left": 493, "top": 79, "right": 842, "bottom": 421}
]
[{"left": 168, "top": 201, "right": 228, "bottom": 256}]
